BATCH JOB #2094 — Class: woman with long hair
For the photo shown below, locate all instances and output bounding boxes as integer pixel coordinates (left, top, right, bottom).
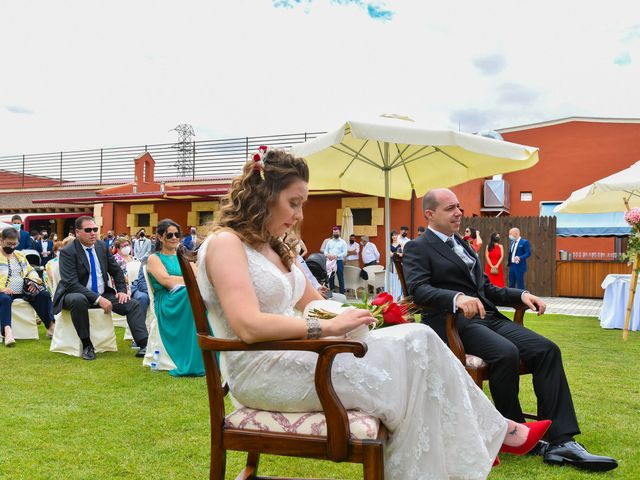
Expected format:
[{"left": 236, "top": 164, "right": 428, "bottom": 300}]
[
  {"left": 464, "top": 227, "right": 483, "bottom": 253},
  {"left": 195, "top": 148, "right": 550, "bottom": 478},
  {"left": 146, "top": 219, "right": 204, "bottom": 377},
  {"left": 389, "top": 229, "right": 403, "bottom": 300},
  {"left": 485, "top": 232, "right": 506, "bottom": 287}
]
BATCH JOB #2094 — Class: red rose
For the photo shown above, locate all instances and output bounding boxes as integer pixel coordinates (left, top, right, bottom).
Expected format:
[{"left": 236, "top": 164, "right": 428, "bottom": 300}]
[
  {"left": 253, "top": 153, "right": 261, "bottom": 162},
  {"left": 371, "top": 292, "right": 393, "bottom": 306},
  {"left": 259, "top": 145, "right": 268, "bottom": 152},
  {"left": 382, "top": 303, "right": 408, "bottom": 325}
]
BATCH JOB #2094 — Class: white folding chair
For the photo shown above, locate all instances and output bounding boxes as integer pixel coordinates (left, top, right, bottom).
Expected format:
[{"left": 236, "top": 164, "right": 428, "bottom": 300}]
[
  {"left": 342, "top": 265, "right": 367, "bottom": 299},
  {"left": 363, "top": 265, "right": 385, "bottom": 294},
  {"left": 141, "top": 266, "right": 176, "bottom": 371},
  {"left": 48, "top": 261, "right": 117, "bottom": 357}
]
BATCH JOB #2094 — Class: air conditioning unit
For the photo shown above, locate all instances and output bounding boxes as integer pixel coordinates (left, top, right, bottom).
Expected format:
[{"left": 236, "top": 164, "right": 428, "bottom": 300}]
[{"left": 483, "top": 179, "right": 510, "bottom": 208}]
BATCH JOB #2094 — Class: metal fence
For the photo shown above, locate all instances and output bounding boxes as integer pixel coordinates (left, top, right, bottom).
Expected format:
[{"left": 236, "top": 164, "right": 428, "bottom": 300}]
[{"left": 0, "top": 132, "right": 324, "bottom": 189}]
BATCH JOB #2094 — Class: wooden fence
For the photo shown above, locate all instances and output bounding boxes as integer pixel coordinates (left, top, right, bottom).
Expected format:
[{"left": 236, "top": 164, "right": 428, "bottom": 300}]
[{"left": 462, "top": 216, "right": 557, "bottom": 297}]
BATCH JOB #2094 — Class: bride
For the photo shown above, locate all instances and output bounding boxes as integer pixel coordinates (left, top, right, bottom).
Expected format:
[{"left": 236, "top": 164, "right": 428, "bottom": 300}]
[{"left": 196, "top": 148, "right": 549, "bottom": 479}]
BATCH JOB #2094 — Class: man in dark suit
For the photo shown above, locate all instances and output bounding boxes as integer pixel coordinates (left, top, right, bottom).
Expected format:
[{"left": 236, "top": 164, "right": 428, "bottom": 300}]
[
  {"left": 403, "top": 188, "right": 617, "bottom": 472},
  {"left": 34, "top": 230, "right": 54, "bottom": 266},
  {"left": 10, "top": 215, "right": 33, "bottom": 251},
  {"left": 53, "top": 216, "right": 148, "bottom": 361},
  {"left": 507, "top": 227, "right": 531, "bottom": 289}
]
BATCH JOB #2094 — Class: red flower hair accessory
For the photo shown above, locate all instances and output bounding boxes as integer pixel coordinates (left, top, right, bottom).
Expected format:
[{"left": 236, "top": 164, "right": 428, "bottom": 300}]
[{"left": 252, "top": 145, "right": 269, "bottom": 172}]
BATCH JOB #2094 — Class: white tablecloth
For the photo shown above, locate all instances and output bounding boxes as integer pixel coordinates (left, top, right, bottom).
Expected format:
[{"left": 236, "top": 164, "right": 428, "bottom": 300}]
[{"left": 599, "top": 274, "right": 640, "bottom": 331}]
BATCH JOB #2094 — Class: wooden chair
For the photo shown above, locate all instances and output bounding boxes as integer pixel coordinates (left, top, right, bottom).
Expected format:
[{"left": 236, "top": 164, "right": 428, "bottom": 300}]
[
  {"left": 392, "top": 253, "right": 539, "bottom": 420},
  {"left": 178, "top": 253, "right": 388, "bottom": 480}
]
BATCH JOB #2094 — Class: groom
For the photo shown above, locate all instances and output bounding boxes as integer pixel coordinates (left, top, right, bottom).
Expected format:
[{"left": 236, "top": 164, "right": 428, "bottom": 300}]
[{"left": 402, "top": 188, "right": 617, "bottom": 472}]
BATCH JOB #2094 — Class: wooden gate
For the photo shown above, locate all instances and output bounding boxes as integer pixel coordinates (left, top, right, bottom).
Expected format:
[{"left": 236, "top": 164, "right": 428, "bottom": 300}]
[{"left": 462, "top": 216, "right": 557, "bottom": 297}]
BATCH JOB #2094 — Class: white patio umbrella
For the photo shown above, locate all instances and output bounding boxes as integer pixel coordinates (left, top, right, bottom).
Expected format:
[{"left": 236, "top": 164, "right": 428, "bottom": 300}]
[
  {"left": 341, "top": 207, "right": 354, "bottom": 243},
  {"left": 555, "top": 160, "right": 640, "bottom": 340},
  {"left": 292, "top": 115, "right": 540, "bottom": 288}
]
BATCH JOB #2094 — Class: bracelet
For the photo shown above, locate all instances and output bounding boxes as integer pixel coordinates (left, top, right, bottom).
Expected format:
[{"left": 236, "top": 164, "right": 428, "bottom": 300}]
[{"left": 306, "top": 316, "right": 322, "bottom": 339}]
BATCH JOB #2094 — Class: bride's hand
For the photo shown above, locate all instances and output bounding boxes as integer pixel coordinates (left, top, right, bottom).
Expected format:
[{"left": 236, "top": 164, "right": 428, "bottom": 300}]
[{"left": 321, "top": 309, "right": 376, "bottom": 337}]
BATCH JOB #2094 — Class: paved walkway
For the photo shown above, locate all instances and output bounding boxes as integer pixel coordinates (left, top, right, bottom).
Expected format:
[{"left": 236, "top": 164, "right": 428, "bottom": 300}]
[{"left": 501, "top": 297, "right": 603, "bottom": 317}]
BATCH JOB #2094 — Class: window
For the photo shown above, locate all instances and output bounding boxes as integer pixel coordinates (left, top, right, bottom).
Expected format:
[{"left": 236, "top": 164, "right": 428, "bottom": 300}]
[
  {"left": 198, "top": 211, "right": 214, "bottom": 225},
  {"left": 351, "top": 208, "right": 372, "bottom": 226},
  {"left": 520, "top": 191, "right": 533, "bottom": 202},
  {"left": 137, "top": 213, "right": 151, "bottom": 227}
]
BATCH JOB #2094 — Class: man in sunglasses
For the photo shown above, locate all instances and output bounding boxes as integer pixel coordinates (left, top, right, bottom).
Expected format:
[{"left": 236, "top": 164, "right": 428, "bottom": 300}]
[{"left": 52, "top": 216, "right": 148, "bottom": 360}]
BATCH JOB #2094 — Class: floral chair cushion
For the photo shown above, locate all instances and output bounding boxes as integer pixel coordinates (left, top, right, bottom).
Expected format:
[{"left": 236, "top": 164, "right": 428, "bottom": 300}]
[
  {"left": 465, "top": 354, "right": 487, "bottom": 369},
  {"left": 225, "top": 407, "right": 380, "bottom": 440}
]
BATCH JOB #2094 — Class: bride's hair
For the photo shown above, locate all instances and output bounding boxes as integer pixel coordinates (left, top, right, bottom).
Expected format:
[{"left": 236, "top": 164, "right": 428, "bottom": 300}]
[{"left": 212, "top": 149, "right": 309, "bottom": 268}]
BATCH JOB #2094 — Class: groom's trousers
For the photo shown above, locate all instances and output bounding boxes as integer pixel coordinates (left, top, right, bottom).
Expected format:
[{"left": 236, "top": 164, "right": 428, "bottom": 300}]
[{"left": 458, "top": 312, "right": 580, "bottom": 443}]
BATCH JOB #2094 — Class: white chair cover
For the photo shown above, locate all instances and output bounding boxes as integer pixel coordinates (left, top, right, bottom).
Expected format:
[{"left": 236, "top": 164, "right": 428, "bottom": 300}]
[
  {"left": 9, "top": 298, "right": 39, "bottom": 340},
  {"left": 47, "top": 261, "right": 117, "bottom": 357},
  {"left": 141, "top": 265, "right": 176, "bottom": 371}
]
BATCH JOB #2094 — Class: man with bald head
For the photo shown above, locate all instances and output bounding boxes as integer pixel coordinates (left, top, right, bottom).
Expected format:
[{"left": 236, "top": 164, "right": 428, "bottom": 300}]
[
  {"left": 507, "top": 227, "right": 531, "bottom": 289},
  {"left": 402, "top": 188, "right": 617, "bottom": 472}
]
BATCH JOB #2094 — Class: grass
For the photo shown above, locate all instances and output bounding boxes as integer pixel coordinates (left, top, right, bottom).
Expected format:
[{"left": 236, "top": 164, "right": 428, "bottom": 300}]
[{"left": 1, "top": 313, "right": 639, "bottom": 479}]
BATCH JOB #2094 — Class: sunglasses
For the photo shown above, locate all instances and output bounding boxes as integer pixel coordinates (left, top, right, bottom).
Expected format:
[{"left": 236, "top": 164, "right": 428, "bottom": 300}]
[
  {"left": 164, "top": 232, "right": 181, "bottom": 239},
  {"left": 81, "top": 227, "right": 99, "bottom": 233}
]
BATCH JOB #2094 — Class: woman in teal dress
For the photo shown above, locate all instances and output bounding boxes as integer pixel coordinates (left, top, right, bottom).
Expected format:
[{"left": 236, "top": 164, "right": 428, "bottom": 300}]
[{"left": 146, "top": 219, "right": 204, "bottom": 377}]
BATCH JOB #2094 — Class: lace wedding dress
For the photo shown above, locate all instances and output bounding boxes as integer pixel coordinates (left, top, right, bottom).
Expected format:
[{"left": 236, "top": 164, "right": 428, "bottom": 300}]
[{"left": 197, "top": 237, "right": 507, "bottom": 479}]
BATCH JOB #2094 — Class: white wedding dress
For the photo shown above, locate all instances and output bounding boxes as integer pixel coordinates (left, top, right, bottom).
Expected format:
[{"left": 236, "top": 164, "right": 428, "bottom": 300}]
[{"left": 197, "top": 237, "right": 507, "bottom": 479}]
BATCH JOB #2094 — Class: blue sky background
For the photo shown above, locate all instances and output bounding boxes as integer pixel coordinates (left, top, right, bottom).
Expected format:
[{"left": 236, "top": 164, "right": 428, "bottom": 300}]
[{"left": 0, "top": 0, "right": 639, "bottom": 155}]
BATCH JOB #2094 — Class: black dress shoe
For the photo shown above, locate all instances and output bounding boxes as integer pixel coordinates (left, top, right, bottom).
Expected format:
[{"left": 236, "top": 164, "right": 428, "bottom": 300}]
[
  {"left": 544, "top": 441, "right": 618, "bottom": 471},
  {"left": 82, "top": 345, "right": 96, "bottom": 361},
  {"left": 135, "top": 346, "right": 147, "bottom": 358},
  {"left": 527, "top": 440, "right": 549, "bottom": 456}
]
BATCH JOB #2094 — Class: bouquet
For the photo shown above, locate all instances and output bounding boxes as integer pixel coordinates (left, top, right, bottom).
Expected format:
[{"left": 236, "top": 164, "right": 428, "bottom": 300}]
[
  {"left": 308, "top": 292, "right": 417, "bottom": 329},
  {"left": 623, "top": 208, "right": 640, "bottom": 262}
]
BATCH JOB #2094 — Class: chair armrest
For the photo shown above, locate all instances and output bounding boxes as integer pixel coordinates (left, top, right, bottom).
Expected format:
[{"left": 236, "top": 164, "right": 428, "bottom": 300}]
[
  {"left": 503, "top": 303, "right": 528, "bottom": 325},
  {"left": 198, "top": 334, "right": 367, "bottom": 462}
]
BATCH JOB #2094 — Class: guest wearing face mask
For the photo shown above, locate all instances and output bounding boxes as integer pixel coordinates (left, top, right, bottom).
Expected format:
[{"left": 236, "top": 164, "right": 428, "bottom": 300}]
[
  {"left": 10, "top": 215, "right": 33, "bottom": 251},
  {"left": 35, "top": 230, "right": 54, "bottom": 266},
  {"left": 104, "top": 230, "right": 116, "bottom": 251},
  {"left": 113, "top": 237, "right": 134, "bottom": 293},
  {"left": 323, "top": 226, "right": 347, "bottom": 294},
  {"left": 345, "top": 234, "right": 360, "bottom": 267},
  {"left": 133, "top": 229, "right": 153, "bottom": 261},
  {"left": 398, "top": 225, "right": 411, "bottom": 247}
]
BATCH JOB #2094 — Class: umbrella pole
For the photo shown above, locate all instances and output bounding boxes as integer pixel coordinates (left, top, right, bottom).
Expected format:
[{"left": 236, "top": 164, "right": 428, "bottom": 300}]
[
  {"left": 384, "top": 144, "right": 391, "bottom": 292},
  {"left": 623, "top": 252, "right": 639, "bottom": 341}
]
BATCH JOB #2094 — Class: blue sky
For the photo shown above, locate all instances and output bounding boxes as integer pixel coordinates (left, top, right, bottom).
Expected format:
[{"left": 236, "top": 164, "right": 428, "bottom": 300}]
[{"left": 1, "top": 0, "right": 639, "bottom": 156}]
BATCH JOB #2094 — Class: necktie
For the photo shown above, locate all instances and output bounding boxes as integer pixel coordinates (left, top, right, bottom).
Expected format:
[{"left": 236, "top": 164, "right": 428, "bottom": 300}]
[
  {"left": 446, "top": 237, "right": 475, "bottom": 271},
  {"left": 87, "top": 247, "right": 99, "bottom": 294}
]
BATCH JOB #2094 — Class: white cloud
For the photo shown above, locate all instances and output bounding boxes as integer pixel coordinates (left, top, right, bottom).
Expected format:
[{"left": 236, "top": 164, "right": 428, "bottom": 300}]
[{"left": 1, "top": 0, "right": 639, "bottom": 156}]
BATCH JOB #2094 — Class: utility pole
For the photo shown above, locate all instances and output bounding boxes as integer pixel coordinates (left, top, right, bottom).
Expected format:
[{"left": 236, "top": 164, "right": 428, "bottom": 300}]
[{"left": 170, "top": 124, "right": 195, "bottom": 176}]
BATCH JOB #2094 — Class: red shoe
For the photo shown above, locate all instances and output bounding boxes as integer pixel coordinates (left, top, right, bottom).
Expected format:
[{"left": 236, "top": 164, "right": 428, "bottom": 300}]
[{"left": 500, "top": 420, "right": 552, "bottom": 455}]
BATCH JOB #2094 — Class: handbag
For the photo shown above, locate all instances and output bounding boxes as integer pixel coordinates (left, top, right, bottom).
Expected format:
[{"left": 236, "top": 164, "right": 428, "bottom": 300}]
[
  {"left": 23, "top": 277, "right": 46, "bottom": 301},
  {"left": 490, "top": 266, "right": 499, "bottom": 275}
]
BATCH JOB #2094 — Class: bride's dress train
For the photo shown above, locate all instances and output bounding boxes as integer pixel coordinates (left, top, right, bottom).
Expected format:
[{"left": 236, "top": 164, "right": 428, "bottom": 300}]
[{"left": 197, "top": 237, "right": 507, "bottom": 479}]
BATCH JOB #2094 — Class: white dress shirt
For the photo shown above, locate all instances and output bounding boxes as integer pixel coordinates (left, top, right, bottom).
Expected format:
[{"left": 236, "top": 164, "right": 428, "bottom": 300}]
[
  {"left": 84, "top": 246, "right": 105, "bottom": 296},
  {"left": 361, "top": 242, "right": 380, "bottom": 264},
  {"left": 346, "top": 241, "right": 360, "bottom": 260}
]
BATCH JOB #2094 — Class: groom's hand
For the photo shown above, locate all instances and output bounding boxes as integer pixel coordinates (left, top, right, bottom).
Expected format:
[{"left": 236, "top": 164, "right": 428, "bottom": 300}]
[{"left": 456, "top": 295, "right": 486, "bottom": 319}]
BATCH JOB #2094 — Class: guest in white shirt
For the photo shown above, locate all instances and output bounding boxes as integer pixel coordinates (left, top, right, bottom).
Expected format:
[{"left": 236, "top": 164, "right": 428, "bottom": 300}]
[
  {"left": 345, "top": 234, "right": 360, "bottom": 267},
  {"left": 361, "top": 235, "right": 380, "bottom": 266},
  {"left": 398, "top": 225, "right": 411, "bottom": 247},
  {"left": 323, "top": 226, "right": 347, "bottom": 294}
]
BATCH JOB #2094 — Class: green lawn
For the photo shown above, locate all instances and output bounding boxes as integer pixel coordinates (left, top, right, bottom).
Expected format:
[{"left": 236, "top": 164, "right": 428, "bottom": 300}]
[{"left": 1, "top": 314, "right": 638, "bottom": 479}]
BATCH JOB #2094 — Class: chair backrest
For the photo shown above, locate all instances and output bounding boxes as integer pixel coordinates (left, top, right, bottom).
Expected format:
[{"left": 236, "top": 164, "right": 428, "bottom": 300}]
[
  {"left": 48, "top": 260, "right": 61, "bottom": 292},
  {"left": 126, "top": 260, "right": 141, "bottom": 288},
  {"left": 363, "top": 264, "right": 384, "bottom": 276},
  {"left": 342, "top": 265, "right": 365, "bottom": 290},
  {"left": 392, "top": 253, "right": 409, "bottom": 294},
  {"left": 142, "top": 265, "right": 156, "bottom": 308}
]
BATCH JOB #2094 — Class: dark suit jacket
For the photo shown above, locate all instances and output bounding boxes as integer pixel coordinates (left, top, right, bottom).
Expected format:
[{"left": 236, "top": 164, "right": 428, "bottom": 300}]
[
  {"left": 52, "top": 239, "right": 126, "bottom": 314},
  {"left": 16, "top": 230, "right": 33, "bottom": 251},
  {"left": 507, "top": 237, "right": 531, "bottom": 274},
  {"left": 34, "top": 239, "right": 54, "bottom": 263},
  {"left": 402, "top": 229, "right": 523, "bottom": 343}
]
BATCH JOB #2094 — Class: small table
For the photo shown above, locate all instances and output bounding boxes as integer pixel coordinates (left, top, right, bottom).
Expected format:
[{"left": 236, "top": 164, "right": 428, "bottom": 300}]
[{"left": 600, "top": 274, "right": 640, "bottom": 331}]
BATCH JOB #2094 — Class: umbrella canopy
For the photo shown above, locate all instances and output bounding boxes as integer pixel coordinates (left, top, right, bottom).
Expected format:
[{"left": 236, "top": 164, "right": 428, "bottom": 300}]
[
  {"left": 554, "top": 160, "right": 640, "bottom": 213},
  {"left": 292, "top": 115, "right": 540, "bottom": 287}
]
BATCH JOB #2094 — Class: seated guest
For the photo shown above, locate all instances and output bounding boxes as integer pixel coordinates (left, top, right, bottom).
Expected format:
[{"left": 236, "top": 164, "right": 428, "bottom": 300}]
[
  {"left": 0, "top": 227, "right": 55, "bottom": 346},
  {"left": 44, "top": 237, "right": 76, "bottom": 292},
  {"left": 403, "top": 188, "right": 618, "bottom": 472},
  {"left": 146, "top": 219, "right": 204, "bottom": 377},
  {"left": 10, "top": 215, "right": 33, "bottom": 251},
  {"left": 52, "top": 216, "right": 148, "bottom": 361},
  {"left": 130, "top": 260, "right": 150, "bottom": 320},
  {"left": 34, "top": 229, "right": 54, "bottom": 266},
  {"left": 112, "top": 236, "right": 134, "bottom": 292},
  {"left": 181, "top": 227, "right": 199, "bottom": 251}
]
